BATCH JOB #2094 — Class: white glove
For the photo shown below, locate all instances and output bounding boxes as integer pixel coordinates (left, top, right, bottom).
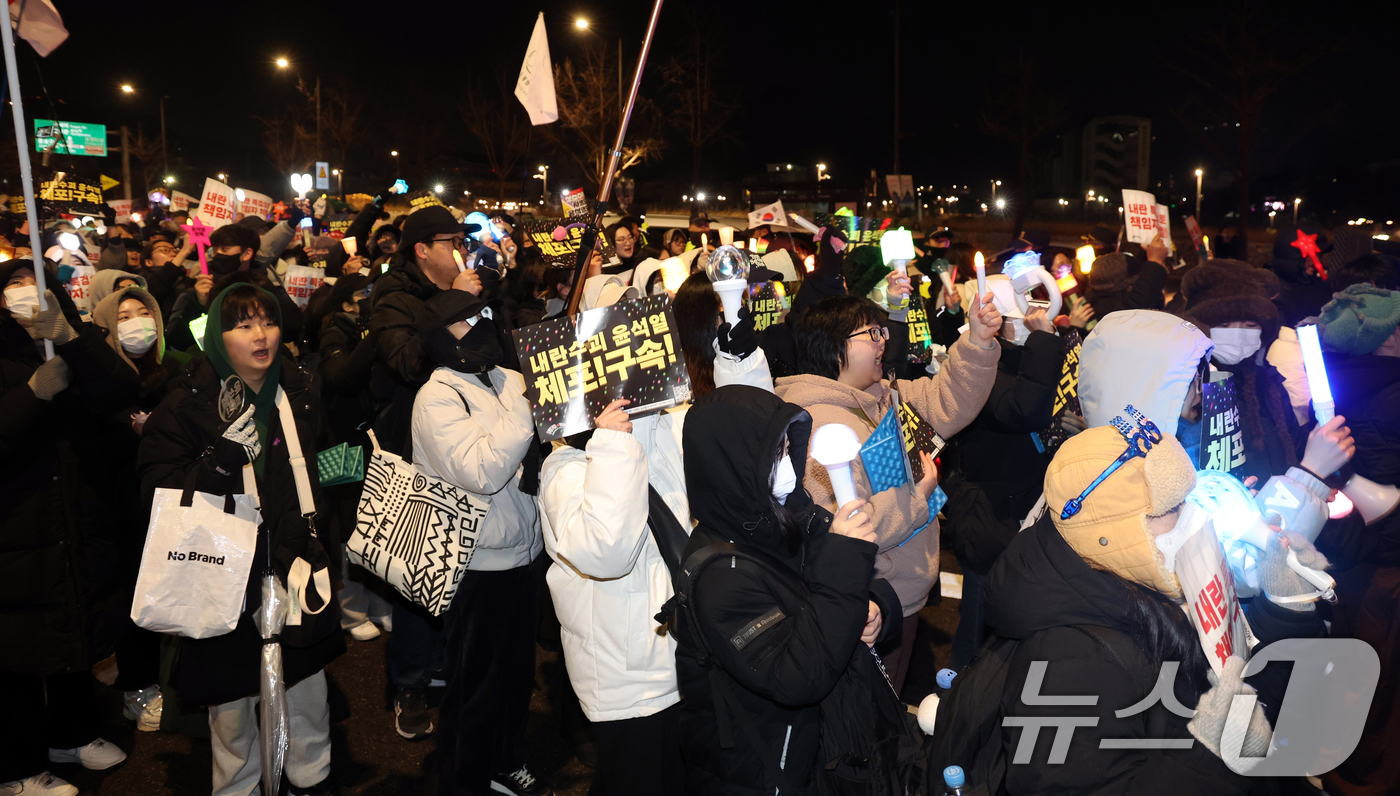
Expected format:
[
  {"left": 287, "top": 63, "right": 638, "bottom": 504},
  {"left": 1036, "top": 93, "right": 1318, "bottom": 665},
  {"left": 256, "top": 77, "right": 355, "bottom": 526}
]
[
  {"left": 221, "top": 404, "right": 261, "bottom": 464},
  {"left": 1187, "top": 656, "right": 1272, "bottom": 760}
]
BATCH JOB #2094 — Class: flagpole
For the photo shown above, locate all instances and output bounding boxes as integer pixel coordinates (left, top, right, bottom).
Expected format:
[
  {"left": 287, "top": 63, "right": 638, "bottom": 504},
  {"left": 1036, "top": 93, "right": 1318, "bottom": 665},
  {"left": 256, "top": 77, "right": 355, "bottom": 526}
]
[
  {"left": 2, "top": 12, "right": 54, "bottom": 360},
  {"left": 565, "top": 0, "right": 664, "bottom": 316}
]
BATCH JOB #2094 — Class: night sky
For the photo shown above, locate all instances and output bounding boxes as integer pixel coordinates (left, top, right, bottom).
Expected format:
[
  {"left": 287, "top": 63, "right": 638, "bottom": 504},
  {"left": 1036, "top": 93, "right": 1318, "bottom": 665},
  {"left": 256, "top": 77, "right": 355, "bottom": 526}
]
[{"left": 15, "top": 0, "right": 1399, "bottom": 220}]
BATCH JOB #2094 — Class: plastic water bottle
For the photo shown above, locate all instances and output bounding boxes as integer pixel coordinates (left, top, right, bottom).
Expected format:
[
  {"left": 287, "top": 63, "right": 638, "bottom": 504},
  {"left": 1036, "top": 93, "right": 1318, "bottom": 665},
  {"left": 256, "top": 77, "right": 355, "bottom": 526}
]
[
  {"left": 943, "top": 765, "right": 966, "bottom": 795},
  {"left": 936, "top": 668, "right": 958, "bottom": 691}
]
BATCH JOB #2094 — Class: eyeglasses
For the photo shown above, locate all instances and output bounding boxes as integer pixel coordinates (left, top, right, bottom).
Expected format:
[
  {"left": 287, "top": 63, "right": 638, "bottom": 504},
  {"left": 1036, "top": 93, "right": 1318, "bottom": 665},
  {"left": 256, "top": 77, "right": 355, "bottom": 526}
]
[
  {"left": 429, "top": 236, "right": 465, "bottom": 250},
  {"left": 847, "top": 326, "right": 890, "bottom": 343}
]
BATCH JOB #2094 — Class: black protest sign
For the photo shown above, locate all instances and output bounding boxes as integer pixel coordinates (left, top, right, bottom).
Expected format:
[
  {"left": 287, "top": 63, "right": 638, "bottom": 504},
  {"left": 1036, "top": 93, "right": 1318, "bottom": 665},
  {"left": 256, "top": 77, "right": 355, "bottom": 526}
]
[
  {"left": 815, "top": 213, "right": 888, "bottom": 249},
  {"left": 405, "top": 190, "right": 444, "bottom": 211},
  {"left": 33, "top": 171, "right": 105, "bottom": 216},
  {"left": 1200, "top": 374, "right": 1246, "bottom": 475},
  {"left": 905, "top": 295, "right": 934, "bottom": 363},
  {"left": 746, "top": 281, "right": 791, "bottom": 332},
  {"left": 512, "top": 294, "right": 691, "bottom": 441},
  {"left": 523, "top": 219, "right": 618, "bottom": 270},
  {"left": 1038, "top": 328, "right": 1084, "bottom": 456},
  {"left": 896, "top": 399, "right": 946, "bottom": 483}
]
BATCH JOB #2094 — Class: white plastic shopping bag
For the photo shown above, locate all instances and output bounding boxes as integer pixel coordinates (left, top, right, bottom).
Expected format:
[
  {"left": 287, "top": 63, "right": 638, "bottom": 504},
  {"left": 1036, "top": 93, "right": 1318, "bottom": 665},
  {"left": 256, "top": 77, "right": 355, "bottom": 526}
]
[{"left": 131, "top": 466, "right": 261, "bottom": 638}]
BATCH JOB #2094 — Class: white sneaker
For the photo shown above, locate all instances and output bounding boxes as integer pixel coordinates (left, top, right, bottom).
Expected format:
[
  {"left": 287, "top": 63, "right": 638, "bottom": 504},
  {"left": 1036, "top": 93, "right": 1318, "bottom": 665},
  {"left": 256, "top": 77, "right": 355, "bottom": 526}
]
[
  {"left": 349, "top": 621, "right": 381, "bottom": 641},
  {"left": 1, "top": 771, "right": 78, "bottom": 796},
  {"left": 47, "top": 737, "right": 127, "bottom": 770},
  {"left": 373, "top": 614, "right": 393, "bottom": 633},
  {"left": 123, "top": 684, "right": 163, "bottom": 732}
]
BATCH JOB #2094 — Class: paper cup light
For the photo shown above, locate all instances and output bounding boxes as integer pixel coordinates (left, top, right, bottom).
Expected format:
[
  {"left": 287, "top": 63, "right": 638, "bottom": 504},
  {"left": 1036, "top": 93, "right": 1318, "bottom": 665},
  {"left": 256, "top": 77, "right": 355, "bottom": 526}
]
[
  {"left": 1076, "top": 245, "right": 1096, "bottom": 274},
  {"left": 341, "top": 237, "right": 358, "bottom": 257},
  {"left": 880, "top": 228, "right": 916, "bottom": 270},
  {"left": 705, "top": 244, "right": 749, "bottom": 326},
  {"left": 660, "top": 259, "right": 688, "bottom": 293},
  {"left": 718, "top": 226, "right": 734, "bottom": 246},
  {"left": 810, "top": 423, "right": 862, "bottom": 514}
]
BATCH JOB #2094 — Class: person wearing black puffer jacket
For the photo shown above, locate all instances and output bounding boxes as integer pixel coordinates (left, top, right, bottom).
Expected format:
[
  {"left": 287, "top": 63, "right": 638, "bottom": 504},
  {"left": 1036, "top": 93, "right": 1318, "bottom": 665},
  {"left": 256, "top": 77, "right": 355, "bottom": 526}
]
[
  {"left": 0, "top": 261, "right": 139, "bottom": 795},
  {"left": 673, "top": 385, "right": 903, "bottom": 796},
  {"left": 138, "top": 283, "right": 342, "bottom": 796},
  {"left": 939, "top": 275, "right": 1067, "bottom": 670}
]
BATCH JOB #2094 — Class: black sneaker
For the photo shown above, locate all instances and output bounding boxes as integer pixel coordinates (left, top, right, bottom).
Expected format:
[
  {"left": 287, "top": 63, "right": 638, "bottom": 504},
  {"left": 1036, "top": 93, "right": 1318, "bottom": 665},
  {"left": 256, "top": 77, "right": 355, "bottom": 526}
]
[
  {"left": 490, "top": 764, "right": 552, "bottom": 796},
  {"left": 394, "top": 688, "right": 434, "bottom": 740}
]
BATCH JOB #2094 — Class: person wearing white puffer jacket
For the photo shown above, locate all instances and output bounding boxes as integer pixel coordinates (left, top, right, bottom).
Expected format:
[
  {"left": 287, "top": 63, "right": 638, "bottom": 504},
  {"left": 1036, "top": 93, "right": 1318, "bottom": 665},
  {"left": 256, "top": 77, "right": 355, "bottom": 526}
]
[{"left": 539, "top": 273, "right": 771, "bottom": 796}]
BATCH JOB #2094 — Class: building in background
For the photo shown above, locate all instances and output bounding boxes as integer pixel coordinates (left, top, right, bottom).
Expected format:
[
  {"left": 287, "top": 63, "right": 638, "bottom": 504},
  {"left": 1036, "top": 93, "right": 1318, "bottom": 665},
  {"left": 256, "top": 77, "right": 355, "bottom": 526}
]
[{"left": 1051, "top": 115, "right": 1152, "bottom": 197}]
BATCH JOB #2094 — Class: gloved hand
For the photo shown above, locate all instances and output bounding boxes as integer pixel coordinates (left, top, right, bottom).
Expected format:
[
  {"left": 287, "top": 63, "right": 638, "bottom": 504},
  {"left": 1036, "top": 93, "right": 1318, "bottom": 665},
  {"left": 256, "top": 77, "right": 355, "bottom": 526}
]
[
  {"left": 1259, "top": 527, "right": 1330, "bottom": 610},
  {"left": 27, "top": 356, "right": 70, "bottom": 400},
  {"left": 717, "top": 302, "right": 758, "bottom": 359},
  {"left": 217, "top": 404, "right": 261, "bottom": 471},
  {"left": 285, "top": 201, "right": 305, "bottom": 228},
  {"left": 1187, "top": 655, "right": 1273, "bottom": 760},
  {"left": 17, "top": 292, "right": 77, "bottom": 344}
]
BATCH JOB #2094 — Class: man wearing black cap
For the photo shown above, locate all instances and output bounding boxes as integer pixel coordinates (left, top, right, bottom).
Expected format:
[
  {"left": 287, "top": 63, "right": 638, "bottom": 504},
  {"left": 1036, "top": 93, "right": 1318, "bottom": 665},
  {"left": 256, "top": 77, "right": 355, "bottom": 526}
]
[{"left": 366, "top": 204, "right": 488, "bottom": 745}]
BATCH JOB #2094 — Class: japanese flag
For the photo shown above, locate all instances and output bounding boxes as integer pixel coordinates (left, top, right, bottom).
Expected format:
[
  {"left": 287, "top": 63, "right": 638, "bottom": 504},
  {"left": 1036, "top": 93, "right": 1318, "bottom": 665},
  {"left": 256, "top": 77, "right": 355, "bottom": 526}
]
[
  {"left": 514, "top": 13, "right": 558, "bottom": 126},
  {"left": 8, "top": 0, "right": 67, "bottom": 57}
]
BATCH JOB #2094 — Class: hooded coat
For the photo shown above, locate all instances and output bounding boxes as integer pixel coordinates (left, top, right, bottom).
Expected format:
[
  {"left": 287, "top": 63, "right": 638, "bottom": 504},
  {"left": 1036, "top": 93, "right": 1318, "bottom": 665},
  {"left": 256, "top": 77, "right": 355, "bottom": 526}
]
[
  {"left": 774, "top": 334, "right": 1000, "bottom": 615},
  {"left": 537, "top": 285, "right": 773, "bottom": 724},
  {"left": 1079, "top": 310, "right": 1214, "bottom": 439},
  {"left": 90, "top": 269, "right": 147, "bottom": 307},
  {"left": 673, "top": 385, "right": 900, "bottom": 796},
  {"left": 137, "top": 287, "right": 342, "bottom": 705},
  {"left": 0, "top": 262, "right": 139, "bottom": 676}
]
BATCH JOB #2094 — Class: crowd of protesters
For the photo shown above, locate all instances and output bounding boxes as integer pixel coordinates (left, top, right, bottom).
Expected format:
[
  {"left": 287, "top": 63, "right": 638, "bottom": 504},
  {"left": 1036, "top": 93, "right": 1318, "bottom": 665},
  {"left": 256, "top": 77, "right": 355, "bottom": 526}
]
[{"left": 1, "top": 185, "right": 1398, "bottom": 796}]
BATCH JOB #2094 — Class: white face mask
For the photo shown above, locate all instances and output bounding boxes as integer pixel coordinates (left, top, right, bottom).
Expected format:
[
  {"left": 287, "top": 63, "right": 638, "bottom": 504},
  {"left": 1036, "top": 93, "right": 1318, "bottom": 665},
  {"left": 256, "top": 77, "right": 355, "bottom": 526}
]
[
  {"left": 1209, "top": 327, "right": 1262, "bottom": 365},
  {"left": 1003, "top": 317, "right": 1030, "bottom": 346},
  {"left": 772, "top": 455, "right": 798, "bottom": 504},
  {"left": 117, "top": 316, "right": 158, "bottom": 356},
  {"left": 3, "top": 284, "right": 40, "bottom": 318}
]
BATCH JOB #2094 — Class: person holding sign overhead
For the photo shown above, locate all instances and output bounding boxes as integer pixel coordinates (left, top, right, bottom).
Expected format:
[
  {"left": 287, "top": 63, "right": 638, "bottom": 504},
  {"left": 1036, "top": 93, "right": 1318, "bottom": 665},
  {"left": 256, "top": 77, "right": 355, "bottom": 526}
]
[{"left": 536, "top": 277, "right": 772, "bottom": 796}]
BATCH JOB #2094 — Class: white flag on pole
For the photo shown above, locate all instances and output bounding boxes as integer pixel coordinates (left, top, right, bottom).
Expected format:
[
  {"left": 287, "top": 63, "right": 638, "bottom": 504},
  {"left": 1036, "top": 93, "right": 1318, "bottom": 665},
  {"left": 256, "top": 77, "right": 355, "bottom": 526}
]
[
  {"left": 514, "top": 12, "right": 558, "bottom": 126},
  {"left": 9, "top": 0, "right": 68, "bottom": 57}
]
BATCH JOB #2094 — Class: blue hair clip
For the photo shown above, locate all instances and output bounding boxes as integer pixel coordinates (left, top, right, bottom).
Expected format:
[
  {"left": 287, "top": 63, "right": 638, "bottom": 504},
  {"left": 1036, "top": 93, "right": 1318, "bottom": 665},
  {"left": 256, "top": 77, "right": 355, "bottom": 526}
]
[{"left": 1060, "top": 406, "right": 1161, "bottom": 520}]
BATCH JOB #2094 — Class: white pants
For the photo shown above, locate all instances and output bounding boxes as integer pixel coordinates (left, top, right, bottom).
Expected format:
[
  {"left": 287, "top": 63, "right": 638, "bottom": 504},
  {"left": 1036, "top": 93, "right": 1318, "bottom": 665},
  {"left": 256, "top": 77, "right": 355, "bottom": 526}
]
[{"left": 209, "top": 669, "right": 331, "bottom": 796}]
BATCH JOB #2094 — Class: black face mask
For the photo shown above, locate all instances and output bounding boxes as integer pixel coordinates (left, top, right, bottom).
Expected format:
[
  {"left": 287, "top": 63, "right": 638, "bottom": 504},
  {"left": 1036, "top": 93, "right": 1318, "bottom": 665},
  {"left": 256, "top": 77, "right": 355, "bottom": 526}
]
[{"left": 208, "top": 252, "right": 244, "bottom": 276}]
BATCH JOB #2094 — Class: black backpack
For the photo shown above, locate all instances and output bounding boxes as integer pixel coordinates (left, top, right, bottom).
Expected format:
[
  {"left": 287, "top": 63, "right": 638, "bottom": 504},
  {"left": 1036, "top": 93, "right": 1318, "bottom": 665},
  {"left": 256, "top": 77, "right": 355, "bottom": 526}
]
[
  {"left": 674, "top": 542, "right": 924, "bottom": 796},
  {"left": 924, "top": 626, "right": 1148, "bottom": 796}
]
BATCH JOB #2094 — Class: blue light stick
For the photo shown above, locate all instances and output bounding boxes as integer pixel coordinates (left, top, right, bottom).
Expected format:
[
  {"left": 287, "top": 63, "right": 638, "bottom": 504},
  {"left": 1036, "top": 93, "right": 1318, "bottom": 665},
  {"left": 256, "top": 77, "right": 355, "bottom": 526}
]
[{"left": 1296, "top": 324, "right": 1334, "bottom": 423}]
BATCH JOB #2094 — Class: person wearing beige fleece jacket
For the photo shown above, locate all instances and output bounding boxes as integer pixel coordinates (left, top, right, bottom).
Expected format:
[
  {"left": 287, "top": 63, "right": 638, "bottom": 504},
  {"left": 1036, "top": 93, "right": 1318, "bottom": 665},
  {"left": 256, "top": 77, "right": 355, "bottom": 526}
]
[{"left": 775, "top": 288, "right": 1003, "bottom": 689}]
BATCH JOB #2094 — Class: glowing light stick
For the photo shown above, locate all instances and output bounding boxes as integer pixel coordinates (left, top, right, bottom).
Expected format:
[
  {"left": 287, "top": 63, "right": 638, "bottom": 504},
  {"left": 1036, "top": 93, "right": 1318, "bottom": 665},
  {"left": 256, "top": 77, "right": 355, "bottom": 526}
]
[
  {"left": 789, "top": 213, "right": 821, "bottom": 234},
  {"left": 453, "top": 250, "right": 467, "bottom": 273},
  {"left": 705, "top": 244, "right": 749, "bottom": 326},
  {"left": 341, "top": 237, "right": 358, "bottom": 257},
  {"left": 811, "top": 424, "right": 862, "bottom": 515},
  {"left": 1296, "top": 324, "right": 1333, "bottom": 423}
]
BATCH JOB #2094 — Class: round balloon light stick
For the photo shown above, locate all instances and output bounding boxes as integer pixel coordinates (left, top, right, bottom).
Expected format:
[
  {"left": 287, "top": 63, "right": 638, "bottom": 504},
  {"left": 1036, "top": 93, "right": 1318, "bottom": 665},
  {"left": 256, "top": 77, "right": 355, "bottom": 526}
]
[
  {"left": 810, "top": 423, "right": 862, "bottom": 514},
  {"left": 705, "top": 244, "right": 750, "bottom": 327}
]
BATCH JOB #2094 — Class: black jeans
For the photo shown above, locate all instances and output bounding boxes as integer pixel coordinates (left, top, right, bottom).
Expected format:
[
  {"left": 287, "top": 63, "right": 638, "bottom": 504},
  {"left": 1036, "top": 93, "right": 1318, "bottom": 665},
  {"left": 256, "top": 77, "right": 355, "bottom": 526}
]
[
  {"left": 0, "top": 670, "right": 100, "bottom": 783},
  {"left": 436, "top": 554, "right": 544, "bottom": 796},
  {"left": 386, "top": 590, "right": 446, "bottom": 690},
  {"left": 589, "top": 704, "right": 684, "bottom": 796}
]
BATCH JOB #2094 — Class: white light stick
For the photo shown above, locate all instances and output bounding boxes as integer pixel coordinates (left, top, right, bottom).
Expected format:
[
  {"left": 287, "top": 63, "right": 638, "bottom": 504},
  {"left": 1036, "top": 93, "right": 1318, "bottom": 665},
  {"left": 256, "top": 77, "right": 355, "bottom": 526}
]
[
  {"left": 789, "top": 213, "right": 821, "bottom": 234},
  {"left": 1296, "top": 324, "right": 1334, "bottom": 423},
  {"left": 973, "top": 251, "right": 987, "bottom": 306},
  {"left": 811, "top": 424, "right": 863, "bottom": 515}
]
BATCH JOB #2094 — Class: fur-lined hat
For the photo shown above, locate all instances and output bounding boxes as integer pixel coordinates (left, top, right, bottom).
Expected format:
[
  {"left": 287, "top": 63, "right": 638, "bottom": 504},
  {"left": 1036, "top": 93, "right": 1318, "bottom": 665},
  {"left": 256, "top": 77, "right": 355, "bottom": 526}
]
[{"left": 1179, "top": 258, "right": 1281, "bottom": 346}]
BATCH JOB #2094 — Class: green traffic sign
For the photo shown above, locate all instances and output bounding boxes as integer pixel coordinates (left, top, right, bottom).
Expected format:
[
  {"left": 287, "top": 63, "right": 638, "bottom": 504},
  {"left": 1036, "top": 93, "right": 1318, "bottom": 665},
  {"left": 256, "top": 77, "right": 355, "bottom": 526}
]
[{"left": 33, "top": 119, "right": 107, "bottom": 157}]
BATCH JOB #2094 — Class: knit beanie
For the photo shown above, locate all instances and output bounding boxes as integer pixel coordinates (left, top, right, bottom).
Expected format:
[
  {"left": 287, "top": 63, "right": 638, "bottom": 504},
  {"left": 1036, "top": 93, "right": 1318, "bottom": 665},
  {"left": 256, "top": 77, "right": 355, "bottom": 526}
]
[
  {"left": 1319, "top": 284, "right": 1400, "bottom": 355},
  {"left": 1088, "top": 253, "right": 1131, "bottom": 294},
  {"left": 1179, "top": 258, "right": 1280, "bottom": 345},
  {"left": 1043, "top": 419, "right": 1197, "bottom": 599}
]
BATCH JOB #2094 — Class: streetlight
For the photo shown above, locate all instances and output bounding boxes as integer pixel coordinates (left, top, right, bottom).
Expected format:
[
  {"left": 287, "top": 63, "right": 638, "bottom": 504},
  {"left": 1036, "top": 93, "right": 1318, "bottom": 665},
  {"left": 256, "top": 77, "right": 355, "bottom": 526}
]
[
  {"left": 1269, "top": 210, "right": 1277, "bottom": 229},
  {"left": 433, "top": 184, "right": 444, "bottom": 194},
  {"left": 1293, "top": 197, "right": 1302, "bottom": 226},
  {"left": 533, "top": 165, "right": 549, "bottom": 202},
  {"left": 991, "top": 179, "right": 1001, "bottom": 201},
  {"left": 575, "top": 18, "right": 588, "bottom": 28},
  {"left": 332, "top": 168, "right": 343, "bottom": 197},
  {"left": 995, "top": 198, "right": 1007, "bottom": 212},
  {"left": 119, "top": 83, "right": 169, "bottom": 177},
  {"left": 574, "top": 18, "right": 622, "bottom": 116},
  {"left": 1194, "top": 168, "right": 1203, "bottom": 220},
  {"left": 217, "top": 173, "right": 228, "bottom": 182},
  {"left": 817, "top": 163, "right": 830, "bottom": 181},
  {"left": 696, "top": 192, "right": 706, "bottom": 201},
  {"left": 275, "top": 57, "right": 289, "bottom": 68}
]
